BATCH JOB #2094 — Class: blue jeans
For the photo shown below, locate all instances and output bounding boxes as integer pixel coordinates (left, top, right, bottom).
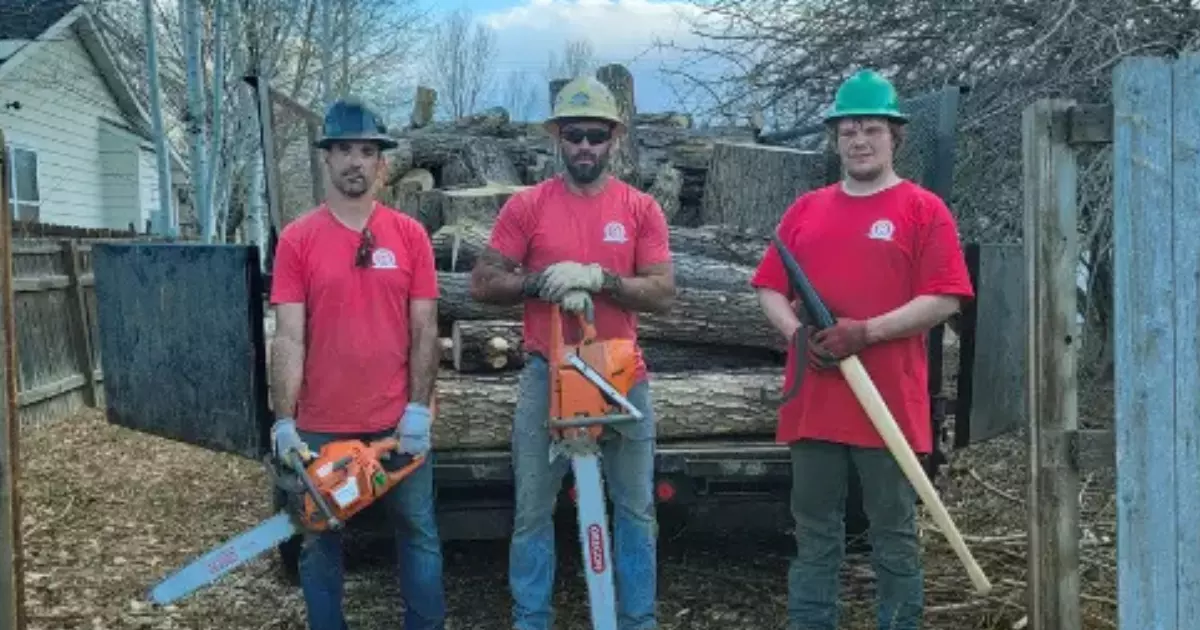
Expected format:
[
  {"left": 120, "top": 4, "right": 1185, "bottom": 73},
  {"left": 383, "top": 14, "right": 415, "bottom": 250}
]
[
  {"left": 296, "top": 428, "right": 446, "bottom": 630},
  {"left": 787, "top": 439, "right": 924, "bottom": 630},
  {"left": 508, "top": 355, "right": 658, "bottom": 630}
]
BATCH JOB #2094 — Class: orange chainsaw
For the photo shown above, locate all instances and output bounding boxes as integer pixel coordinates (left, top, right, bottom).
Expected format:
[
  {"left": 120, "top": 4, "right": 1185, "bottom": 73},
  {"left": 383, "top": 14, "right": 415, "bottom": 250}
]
[
  {"left": 147, "top": 435, "right": 425, "bottom": 605},
  {"left": 547, "top": 303, "right": 643, "bottom": 630}
]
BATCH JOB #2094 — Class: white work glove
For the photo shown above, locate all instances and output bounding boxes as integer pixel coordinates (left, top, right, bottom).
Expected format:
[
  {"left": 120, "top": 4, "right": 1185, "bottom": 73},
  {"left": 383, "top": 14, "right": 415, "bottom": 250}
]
[
  {"left": 270, "top": 417, "right": 311, "bottom": 464},
  {"left": 539, "top": 261, "right": 604, "bottom": 302},
  {"left": 559, "top": 290, "right": 594, "bottom": 320},
  {"left": 395, "top": 403, "right": 433, "bottom": 455}
]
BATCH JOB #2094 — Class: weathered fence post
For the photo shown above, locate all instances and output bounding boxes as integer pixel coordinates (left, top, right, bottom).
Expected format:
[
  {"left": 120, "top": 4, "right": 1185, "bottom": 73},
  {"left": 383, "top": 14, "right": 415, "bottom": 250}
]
[
  {"left": 1022, "top": 98, "right": 1081, "bottom": 630},
  {"left": 1113, "top": 52, "right": 1200, "bottom": 629},
  {"left": 0, "top": 130, "right": 25, "bottom": 630},
  {"left": 62, "top": 241, "right": 97, "bottom": 407}
]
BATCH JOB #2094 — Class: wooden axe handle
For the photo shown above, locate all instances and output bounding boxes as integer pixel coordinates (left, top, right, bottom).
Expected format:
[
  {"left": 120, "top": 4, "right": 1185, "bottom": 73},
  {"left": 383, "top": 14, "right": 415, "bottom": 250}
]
[
  {"left": 839, "top": 355, "right": 992, "bottom": 595},
  {"left": 768, "top": 231, "right": 992, "bottom": 595}
]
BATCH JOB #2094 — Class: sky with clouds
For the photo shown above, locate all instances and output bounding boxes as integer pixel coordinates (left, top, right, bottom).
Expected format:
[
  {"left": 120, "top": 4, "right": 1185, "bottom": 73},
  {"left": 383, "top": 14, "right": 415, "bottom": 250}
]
[{"left": 420, "top": 0, "right": 723, "bottom": 121}]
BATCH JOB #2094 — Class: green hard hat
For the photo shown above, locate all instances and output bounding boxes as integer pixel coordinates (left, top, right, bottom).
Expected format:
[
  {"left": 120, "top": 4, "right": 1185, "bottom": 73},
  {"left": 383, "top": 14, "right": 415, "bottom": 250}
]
[{"left": 823, "top": 69, "right": 908, "bottom": 124}]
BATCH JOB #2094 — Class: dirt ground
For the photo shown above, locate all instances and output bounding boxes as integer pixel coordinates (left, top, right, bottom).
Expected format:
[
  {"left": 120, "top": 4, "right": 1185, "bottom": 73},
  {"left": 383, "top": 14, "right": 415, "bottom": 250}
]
[{"left": 16, "top": 407, "right": 1118, "bottom": 630}]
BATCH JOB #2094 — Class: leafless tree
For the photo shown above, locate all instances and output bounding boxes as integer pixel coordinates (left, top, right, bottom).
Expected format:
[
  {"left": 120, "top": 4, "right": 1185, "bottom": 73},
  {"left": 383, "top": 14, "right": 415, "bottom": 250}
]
[
  {"left": 658, "top": 0, "right": 1200, "bottom": 375},
  {"left": 546, "top": 38, "right": 597, "bottom": 81},
  {"left": 501, "top": 69, "right": 541, "bottom": 122},
  {"left": 421, "top": 8, "right": 497, "bottom": 120},
  {"left": 89, "top": 0, "right": 429, "bottom": 238}
]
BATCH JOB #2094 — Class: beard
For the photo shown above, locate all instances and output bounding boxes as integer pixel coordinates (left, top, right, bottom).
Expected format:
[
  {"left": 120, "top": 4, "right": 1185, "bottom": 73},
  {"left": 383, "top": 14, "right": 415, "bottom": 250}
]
[
  {"left": 565, "top": 150, "right": 608, "bottom": 184},
  {"left": 332, "top": 170, "right": 371, "bottom": 198}
]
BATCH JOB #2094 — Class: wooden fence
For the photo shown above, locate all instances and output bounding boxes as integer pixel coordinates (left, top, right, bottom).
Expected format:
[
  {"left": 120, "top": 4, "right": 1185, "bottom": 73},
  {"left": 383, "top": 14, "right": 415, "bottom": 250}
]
[
  {"left": 10, "top": 238, "right": 110, "bottom": 427},
  {"left": 1110, "top": 54, "right": 1200, "bottom": 629},
  {"left": 1022, "top": 52, "right": 1200, "bottom": 630}
]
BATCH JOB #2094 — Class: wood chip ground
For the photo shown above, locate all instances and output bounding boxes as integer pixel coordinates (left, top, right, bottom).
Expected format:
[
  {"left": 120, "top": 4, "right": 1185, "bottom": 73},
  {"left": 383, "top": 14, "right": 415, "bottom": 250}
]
[{"left": 18, "top": 406, "right": 1117, "bottom": 629}]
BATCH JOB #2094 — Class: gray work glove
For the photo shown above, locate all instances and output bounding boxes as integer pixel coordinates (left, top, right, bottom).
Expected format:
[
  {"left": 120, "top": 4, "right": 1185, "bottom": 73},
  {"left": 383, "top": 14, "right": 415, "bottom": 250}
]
[
  {"left": 560, "top": 290, "right": 594, "bottom": 320},
  {"left": 394, "top": 403, "right": 433, "bottom": 455},
  {"left": 539, "top": 262, "right": 604, "bottom": 302},
  {"left": 270, "top": 417, "right": 311, "bottom": 465}
]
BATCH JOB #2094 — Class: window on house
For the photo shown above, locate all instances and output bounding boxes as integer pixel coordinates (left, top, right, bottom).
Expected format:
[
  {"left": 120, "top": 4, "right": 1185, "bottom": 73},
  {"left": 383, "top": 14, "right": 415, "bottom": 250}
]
[{"left": 5, "top": 146, "right": 40, "bottom": 222}]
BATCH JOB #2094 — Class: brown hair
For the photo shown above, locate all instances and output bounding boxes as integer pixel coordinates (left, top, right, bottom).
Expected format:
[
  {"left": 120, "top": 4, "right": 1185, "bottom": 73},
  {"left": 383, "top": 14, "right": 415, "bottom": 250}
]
[{"left": 826, "top": 119, "right": 906, "bottom": 152}]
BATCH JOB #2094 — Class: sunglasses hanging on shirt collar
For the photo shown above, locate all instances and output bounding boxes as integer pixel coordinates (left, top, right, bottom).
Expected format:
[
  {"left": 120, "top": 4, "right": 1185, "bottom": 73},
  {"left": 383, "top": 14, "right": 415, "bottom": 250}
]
[{"left": 355, "top": 226, "right": 375, "bottom": 268}]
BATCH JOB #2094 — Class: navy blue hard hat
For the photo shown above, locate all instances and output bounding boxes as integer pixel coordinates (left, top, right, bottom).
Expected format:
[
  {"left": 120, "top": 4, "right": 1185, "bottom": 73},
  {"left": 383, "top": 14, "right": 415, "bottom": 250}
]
[{"left": 315, "top": 98, "right": 398, "bottom": 150}]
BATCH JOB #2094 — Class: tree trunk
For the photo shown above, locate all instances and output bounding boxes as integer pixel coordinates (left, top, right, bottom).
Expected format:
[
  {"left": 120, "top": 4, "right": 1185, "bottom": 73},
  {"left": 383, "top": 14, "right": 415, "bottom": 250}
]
[
  {"left": 647, "top": 162, "right": 682, "bottom": 224},
  {"left": 595, "top": 64, "right": 640, "bottom": 187},
  {"left": 437, "top": 272, "right": 517, "bottom": 322},
  {"left": 446, "top": 320, "right": 783, "bottom": 374},
  {"left": 642, "top": 285, "right": 783, "bottom": 351},
  {"left": 431, "top": 220, "right": 493, "bottom": 271},
  {"left": 641, "top": 339, "right": 782, "bottom": 372},
  {"left": 438, "top": 185, "right": 526, "bottom": 225},
  {"left": 410, "top": 86, "right": 436, "bottom": 128},
  {"left": 700, "top": 142, "right": 828, "bottom": 232},
  {"left": 405, "top": 134, "right": 524, "bottom": 187},
  {"left": 667, "top": 224, "right": 771, "bottom": 266},
  {"left": 432, "top": 367, "right": 783, "bottom": 450},
  {"left": 430, "top": 230, "right": 754, "bottom": 291},
  {"left": 669, "top": 252, "right": 753, "bottom": 292},
  {"left": 452, "top": 320, "right": 525, "bottom": 372},
  {"left": 436, "top": 272, "right": 783, "bottom": 352}
]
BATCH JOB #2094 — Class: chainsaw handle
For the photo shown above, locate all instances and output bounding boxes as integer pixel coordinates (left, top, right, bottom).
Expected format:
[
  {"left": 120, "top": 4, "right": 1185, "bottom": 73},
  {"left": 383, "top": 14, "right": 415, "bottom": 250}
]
[
  {"left": 367, "top": 437, "right": 427, "bottom": 484},
  {"left": 383, "top": 452, "right": 426, "bottom": 483},
  {"left": 549, "top": 304, "right": 597, "bottom": 351}
]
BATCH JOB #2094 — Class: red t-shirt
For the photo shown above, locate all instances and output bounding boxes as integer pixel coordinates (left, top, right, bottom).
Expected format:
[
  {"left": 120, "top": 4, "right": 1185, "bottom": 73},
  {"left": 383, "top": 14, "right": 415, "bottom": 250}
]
[
  {"left": 269, "top": 203, "right": 438, "bottom": 434},
  {"left": 750, "top": 180, "right": 975, "bottom": 453},
  {"left": 487, "top": 175, "right": 672, "bottom": 379}
]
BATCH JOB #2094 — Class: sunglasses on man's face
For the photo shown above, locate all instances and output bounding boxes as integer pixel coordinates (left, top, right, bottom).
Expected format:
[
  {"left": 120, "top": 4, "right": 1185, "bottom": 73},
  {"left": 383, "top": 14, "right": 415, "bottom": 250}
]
[
  {"left": 561, "top": 127, "right": 612, "bottom": 146},
  {"left": 355, "top": 227, "right": 374, "bottom": 268}
]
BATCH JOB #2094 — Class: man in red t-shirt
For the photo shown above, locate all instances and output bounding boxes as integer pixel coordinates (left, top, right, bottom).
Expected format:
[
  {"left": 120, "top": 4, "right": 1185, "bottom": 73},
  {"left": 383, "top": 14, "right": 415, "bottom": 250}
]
[
  {"left": 750, "top": 70, "right": 975, "bottom": 630},
  {"left": 268, "top": 98, "right": 445, "bottom": 630},
  {"left": 470, "top": 76, "right": 675, "bottom": 630}
]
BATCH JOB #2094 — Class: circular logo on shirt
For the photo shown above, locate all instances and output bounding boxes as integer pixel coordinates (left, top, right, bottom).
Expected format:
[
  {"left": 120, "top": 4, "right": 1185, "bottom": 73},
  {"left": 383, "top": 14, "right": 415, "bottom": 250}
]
[
  {"left": 867, "top": 219, "right": 895, "bottom": 241},
  {"left": 371, "top": 247, "right": 398, "bottom": 269},
  {"left": 603, "top": 221, "right": 627, "bottom": 244}
]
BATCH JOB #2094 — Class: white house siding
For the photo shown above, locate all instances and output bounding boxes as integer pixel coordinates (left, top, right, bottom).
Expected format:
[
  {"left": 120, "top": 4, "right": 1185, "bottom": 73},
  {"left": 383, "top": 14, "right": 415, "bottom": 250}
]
[
  {"left": 0, "top": 26, "right": 154, "bottom": 230},
  {"left": 98, "top": 120, "right": 141, "bottom": 231},
  {"left": 137, "top": 146, "right": 159, "bottom": 232}
]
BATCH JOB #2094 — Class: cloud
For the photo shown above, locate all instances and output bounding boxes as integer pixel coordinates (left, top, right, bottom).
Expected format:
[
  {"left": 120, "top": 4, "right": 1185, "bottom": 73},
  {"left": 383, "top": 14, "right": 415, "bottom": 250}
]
[
  {"left": 482, "top": 0, "right": 706, "bottom": 62},
  {"left": 476, "top": 0, "right": 720, "bottom": 115}
]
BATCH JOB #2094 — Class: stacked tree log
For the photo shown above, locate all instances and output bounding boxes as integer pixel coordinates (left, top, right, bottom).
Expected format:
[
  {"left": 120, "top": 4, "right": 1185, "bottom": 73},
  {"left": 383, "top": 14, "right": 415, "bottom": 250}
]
[
  {"left": 424, "top": 212, "right": 794, "bottom": 451},
  {"left": 372, "top": 77, "right": 836, "bottom": 451}
]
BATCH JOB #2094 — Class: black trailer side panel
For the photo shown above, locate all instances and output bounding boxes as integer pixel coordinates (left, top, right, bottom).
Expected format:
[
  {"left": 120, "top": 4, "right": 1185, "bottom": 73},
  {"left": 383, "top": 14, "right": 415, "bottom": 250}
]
[
  {"left": 91, "top": 243, "right": 270, "bottom": 460},
  {"left": 955, "top": 242, "right": 1025, "bottom": 446}
]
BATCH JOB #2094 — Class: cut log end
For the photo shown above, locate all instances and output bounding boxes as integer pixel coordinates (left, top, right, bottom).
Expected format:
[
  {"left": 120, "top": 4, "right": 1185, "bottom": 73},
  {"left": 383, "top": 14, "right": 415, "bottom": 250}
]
[{"left": 452, "top": 319, "right": 526, "bottom": 373}]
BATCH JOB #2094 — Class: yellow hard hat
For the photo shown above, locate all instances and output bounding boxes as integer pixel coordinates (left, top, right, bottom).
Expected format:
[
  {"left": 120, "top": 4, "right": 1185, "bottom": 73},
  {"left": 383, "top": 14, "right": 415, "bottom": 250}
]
[{"left": 544, "top": 75, "right": 626, "bottom": 136}]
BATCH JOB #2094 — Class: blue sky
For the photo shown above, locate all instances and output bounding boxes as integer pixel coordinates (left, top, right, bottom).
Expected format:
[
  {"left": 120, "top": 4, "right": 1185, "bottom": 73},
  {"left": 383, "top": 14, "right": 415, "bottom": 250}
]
[{"left": 417, "top": 0, "right": 722, "bottom": 121}]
